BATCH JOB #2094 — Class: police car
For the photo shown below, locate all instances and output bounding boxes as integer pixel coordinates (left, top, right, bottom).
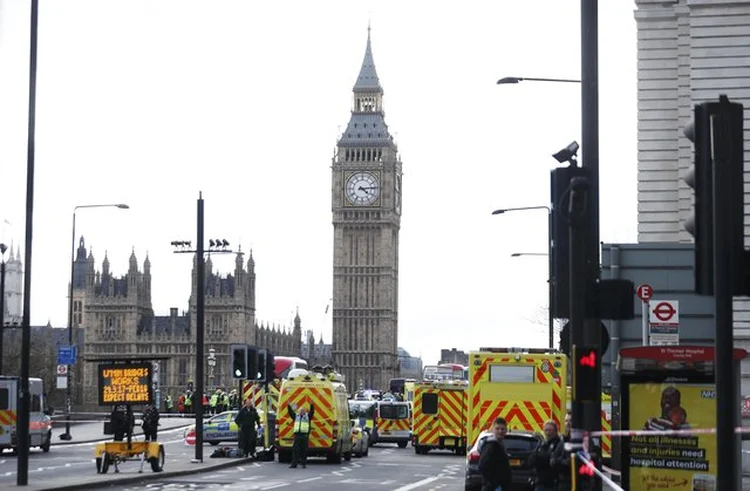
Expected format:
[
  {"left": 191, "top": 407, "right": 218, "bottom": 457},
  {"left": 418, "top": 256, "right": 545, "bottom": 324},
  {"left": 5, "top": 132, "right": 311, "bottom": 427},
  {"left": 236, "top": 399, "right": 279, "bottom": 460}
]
[{"left": 183, "top": 410, "right": 269, "bottom": 446}]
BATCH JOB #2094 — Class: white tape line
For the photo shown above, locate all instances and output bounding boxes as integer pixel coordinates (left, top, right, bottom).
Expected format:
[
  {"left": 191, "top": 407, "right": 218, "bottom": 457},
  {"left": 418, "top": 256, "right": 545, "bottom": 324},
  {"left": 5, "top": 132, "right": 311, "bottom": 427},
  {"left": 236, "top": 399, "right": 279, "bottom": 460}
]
[
  {"left": 577, "top": 452, "right": 624, "bottom": 491},
  {"left": 590, "top": 426, "right": 750, "bottom": 437}
]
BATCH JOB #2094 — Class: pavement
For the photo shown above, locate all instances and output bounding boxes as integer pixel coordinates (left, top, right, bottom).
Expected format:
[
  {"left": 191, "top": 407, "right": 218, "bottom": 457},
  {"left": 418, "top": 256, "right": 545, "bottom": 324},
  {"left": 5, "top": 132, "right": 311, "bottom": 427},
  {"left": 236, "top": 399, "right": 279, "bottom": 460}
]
[{"left": 0, "top": 418, "right": 204, "bottom": 490}]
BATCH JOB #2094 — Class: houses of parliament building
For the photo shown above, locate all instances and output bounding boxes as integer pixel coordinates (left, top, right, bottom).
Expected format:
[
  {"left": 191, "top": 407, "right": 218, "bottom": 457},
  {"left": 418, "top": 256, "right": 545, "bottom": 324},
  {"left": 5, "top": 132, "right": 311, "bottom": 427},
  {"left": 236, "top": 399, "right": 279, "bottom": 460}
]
[{"left": 71, "top": 237, "right": 301, "bottom": 406}]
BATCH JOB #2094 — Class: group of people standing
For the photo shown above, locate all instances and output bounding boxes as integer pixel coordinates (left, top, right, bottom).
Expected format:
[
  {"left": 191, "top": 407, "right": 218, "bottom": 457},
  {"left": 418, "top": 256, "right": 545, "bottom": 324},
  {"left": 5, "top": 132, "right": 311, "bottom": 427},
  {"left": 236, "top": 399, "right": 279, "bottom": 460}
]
[
  {"left": 478, "top": 411, "right": 574, "bottom": 491},
  {"left": 109, "top": 403, "right": 161, "bottom": 442}
]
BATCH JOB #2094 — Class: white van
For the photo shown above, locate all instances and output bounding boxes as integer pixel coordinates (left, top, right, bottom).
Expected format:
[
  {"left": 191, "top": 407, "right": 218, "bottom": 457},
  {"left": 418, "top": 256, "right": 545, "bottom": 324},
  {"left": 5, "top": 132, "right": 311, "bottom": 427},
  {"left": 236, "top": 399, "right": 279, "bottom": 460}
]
[{"left": 0, "top": 377, "right": 52, "bottom": 452}]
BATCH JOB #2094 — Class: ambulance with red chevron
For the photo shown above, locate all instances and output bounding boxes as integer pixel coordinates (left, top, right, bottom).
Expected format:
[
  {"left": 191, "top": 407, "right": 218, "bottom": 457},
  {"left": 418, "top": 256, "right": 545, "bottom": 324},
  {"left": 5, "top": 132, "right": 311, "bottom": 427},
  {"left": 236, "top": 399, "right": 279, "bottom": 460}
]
[
  {"left": 276, "top": 368, "right": 353, "bottom": 464},
  {"left": 468, "top": 348, "right": 567, "bottom": 447},
  {"left": 411, "top": 365, "right": 469, "bottom": 455}
]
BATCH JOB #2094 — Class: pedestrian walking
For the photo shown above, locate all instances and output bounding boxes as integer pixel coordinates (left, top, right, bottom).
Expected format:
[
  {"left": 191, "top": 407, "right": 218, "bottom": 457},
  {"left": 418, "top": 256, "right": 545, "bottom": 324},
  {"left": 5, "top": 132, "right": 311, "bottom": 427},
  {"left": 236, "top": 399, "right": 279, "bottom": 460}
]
[
  {"left": 478, "top": 416, "right": 512, "bottom": 491},
  {"left": 288, "top": 403, "right": 315, "bottom": 469}
]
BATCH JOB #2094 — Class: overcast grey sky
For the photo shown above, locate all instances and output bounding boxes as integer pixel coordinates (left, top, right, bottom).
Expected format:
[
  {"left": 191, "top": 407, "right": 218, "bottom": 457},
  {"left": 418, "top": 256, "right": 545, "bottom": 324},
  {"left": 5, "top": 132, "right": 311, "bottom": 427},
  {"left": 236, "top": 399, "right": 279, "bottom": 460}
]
[{"left": 0, "top": 0, "right": 637, "bottom": 363}]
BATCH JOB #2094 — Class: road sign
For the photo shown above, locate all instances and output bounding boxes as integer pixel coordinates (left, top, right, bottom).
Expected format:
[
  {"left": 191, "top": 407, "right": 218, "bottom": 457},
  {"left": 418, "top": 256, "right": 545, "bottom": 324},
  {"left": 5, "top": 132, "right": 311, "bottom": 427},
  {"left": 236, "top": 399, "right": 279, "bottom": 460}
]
[
  {"left": 650, "top": 300, "right": 679, "bottom": 326},
  {"left": 636, "top": 284, "right": 653, "bottom": 301},
  {"left": 649, "top": 300, "right": 679, "bottom": 345},
  {"left": 57, "top": 345, "right": 77, "bottom": 365},
  {"left": 57, "top": 365, "right": 68, "bottom": 376},
  {"left": 56, "top": 376, "right": 68, "bottom": 389}
]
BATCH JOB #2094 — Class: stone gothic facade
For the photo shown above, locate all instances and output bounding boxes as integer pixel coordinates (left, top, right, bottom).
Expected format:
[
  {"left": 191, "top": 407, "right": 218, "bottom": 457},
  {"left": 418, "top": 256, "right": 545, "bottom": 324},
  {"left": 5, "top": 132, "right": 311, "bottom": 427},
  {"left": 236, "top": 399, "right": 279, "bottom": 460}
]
[
  {"left": 1, "top": 243, "right": 23, "bottom": 325},
  {"left": 331, "top": 29, "right": 402, "bottom": 390},
  {"left": 72, "top": 237, "right": 301, "bottom": 407}
]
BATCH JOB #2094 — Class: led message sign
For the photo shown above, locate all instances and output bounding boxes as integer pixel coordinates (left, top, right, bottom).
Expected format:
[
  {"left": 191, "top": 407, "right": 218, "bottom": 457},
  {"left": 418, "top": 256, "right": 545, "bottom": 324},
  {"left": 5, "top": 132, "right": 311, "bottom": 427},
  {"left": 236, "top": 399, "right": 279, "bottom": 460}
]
[{"left": 98, "top": 363, "right": 153, "bottom": 405}]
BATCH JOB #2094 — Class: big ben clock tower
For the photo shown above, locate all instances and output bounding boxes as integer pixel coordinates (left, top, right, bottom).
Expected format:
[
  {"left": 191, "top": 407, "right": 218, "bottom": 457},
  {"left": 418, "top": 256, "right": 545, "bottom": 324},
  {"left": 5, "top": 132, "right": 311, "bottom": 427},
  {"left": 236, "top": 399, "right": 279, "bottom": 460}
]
[{"left": 331, "top": 28, "right": 402, "bottom": 391}]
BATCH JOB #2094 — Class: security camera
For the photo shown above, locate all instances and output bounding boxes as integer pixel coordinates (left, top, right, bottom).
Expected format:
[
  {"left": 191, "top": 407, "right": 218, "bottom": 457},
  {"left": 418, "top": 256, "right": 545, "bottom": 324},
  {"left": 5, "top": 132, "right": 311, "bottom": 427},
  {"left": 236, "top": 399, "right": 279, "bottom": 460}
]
[{"left": 552, "top": 141, "right": 580, "bottom": 165}]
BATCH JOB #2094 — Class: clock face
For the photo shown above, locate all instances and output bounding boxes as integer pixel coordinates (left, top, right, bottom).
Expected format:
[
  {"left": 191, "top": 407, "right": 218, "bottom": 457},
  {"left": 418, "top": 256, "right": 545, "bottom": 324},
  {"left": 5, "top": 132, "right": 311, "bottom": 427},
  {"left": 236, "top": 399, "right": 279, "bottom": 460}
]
[{"left": 346, "top": 172, "right": 380, "bottom": 206}]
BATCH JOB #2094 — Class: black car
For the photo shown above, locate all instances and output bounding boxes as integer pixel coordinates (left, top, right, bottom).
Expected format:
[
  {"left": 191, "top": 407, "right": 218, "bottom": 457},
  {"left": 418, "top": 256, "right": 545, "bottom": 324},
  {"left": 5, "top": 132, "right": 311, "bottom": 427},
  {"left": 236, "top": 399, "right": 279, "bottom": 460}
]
[{"left": 465, "top": 429, "right": 544, "bottom": 491}]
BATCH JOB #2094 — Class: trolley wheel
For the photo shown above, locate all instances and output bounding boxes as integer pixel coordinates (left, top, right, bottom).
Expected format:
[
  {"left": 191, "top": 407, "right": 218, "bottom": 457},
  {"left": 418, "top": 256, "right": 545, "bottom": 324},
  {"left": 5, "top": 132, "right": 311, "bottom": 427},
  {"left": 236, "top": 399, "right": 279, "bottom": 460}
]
[
  {"left": 95, "top": 457, "right": 102, "bottom": 473},
  {"left": 150, "top": 446, "right": 165, "bottom": 472},
  {"left": 101, "top": 453, "right": 111, "bottom": 474}
]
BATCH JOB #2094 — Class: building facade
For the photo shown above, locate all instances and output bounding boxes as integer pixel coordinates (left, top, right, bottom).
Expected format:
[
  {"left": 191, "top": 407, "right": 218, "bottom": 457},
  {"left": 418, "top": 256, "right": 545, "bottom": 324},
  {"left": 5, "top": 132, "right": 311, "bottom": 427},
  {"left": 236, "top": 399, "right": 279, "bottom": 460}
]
[
  {"left": 440, "top": 348, "right": 469, "bottom": 367},
  {"left": 331, "top": 29, "right": 403, "bottom": 390},
  {"left": 72, "top": 238, "right": 301, "bottom": 407},
  {"left": 1, "top": 243, "right": 23, "bottom": 325},
  {"left": 634, "top": 0, "right": 750, "bottom": 329},
  {"left": 301, "top": 330, "right": 334, "bottom": 368}
]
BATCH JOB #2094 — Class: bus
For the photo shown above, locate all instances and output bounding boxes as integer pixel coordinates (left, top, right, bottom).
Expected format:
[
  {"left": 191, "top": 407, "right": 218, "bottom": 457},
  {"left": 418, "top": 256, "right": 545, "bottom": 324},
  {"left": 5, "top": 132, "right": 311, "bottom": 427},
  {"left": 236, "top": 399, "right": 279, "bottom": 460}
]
[
  {"left": 423, "top": 363, "right": 465, "bottom": 381},
  {"left": 274, "top": 356, "right": 309, "bottom": 380}
]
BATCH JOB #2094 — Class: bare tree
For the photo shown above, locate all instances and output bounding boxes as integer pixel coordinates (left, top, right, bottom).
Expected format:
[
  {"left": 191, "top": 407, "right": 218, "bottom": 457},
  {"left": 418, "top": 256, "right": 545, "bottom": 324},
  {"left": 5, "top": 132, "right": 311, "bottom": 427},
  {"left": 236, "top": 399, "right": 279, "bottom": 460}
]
[{"left": 523, "top": 305, "right": 564, "bottom": 349}]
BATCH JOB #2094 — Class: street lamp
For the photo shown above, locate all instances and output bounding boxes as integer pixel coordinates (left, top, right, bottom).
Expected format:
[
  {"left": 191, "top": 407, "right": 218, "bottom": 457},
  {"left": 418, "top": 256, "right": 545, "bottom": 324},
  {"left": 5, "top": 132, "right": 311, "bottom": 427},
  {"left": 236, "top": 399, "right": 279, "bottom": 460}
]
[
  {"left": 171, "top": 192, "right": 233, "bottom": 463},
  {"left": 60, "top": 203, "right": 129, "bottom": 441},
  {"left": 492, "top": 206, "right": 554, "bottom": 350},
  {"left": 207, "top": 348, "right": 216, "bottom": 389},
  {"left": 497, "top": 76, "right": 581, "bottom": 85},
  {"left": 0, "top": 242, "right": 7, "bottom": 373}
]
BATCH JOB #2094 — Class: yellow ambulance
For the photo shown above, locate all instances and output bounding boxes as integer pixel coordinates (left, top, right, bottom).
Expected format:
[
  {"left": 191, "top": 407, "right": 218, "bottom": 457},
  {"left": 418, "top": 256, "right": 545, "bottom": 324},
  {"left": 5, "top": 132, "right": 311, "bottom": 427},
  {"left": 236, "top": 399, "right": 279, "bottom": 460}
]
[
  {"left": 276, "top": 369, "right": 353, "bottom": 464},
  {"left": 468, "top": 348, "right": 567, "bottom": 447},
  {"left": 243, "top": 380, "right": 281, "bottom": 413},
  {"left": 412, "top": 379, "right": 468, "bottom": 454}
]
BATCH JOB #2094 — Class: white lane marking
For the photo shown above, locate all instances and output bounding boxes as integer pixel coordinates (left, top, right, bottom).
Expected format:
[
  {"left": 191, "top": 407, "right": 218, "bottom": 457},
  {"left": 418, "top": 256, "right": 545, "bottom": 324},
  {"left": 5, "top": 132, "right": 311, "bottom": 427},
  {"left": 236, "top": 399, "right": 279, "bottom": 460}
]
[
  {"left": 393, "top": 476, "right": 442, "bottom": 491},
  {"left": 297, "top": 476, "right": 322, "bottom": 483}
]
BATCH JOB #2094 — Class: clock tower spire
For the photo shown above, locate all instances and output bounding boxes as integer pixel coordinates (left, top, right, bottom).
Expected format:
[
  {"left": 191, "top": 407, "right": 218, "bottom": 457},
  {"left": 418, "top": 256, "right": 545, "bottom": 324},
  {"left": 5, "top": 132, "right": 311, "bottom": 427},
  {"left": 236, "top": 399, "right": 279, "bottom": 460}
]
[{"left": 331, "top": 28, "right": 402, "bottom": 391}]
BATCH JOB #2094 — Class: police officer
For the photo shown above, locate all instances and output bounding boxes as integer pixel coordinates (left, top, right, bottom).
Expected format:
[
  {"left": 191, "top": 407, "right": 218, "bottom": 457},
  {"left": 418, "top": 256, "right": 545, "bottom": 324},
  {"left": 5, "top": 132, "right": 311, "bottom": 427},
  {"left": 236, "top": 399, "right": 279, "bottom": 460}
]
[
  {"left": 288, "top": 403, "right": 315, "bottom": 469},
  {"left": 235, "top": 398, "right": 260, "bottom": 458}
]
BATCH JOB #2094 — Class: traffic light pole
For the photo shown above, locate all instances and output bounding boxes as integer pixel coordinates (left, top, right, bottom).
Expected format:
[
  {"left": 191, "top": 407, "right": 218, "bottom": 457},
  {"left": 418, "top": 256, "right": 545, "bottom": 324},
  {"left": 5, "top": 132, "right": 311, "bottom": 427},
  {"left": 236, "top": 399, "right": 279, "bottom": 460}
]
[
  {"left": 712, "top": 100, "right": 742, "bottom": 490},
  {"left": 194, "top": 194, "right": 205, "bottom": 463},
  {"left": 568, "top": 171, "right": 590, "bottom": 486},
  {"left": 579, "top": 1, "right": 602, "bottom": 489}
]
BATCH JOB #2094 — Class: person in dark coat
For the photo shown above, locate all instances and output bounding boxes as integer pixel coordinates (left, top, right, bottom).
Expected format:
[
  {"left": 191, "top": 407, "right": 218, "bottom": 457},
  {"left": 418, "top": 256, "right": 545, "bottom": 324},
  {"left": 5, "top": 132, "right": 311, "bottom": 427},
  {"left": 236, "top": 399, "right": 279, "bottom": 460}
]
[
  {"left": 529, "top": 420, "right": 562, "bottom": 491},
  {"left": 142, "top": 403, "right": 160, "bottom": 441},
  {"left": 235, "top": 398, "right": 261, "bottom": 458},
  {"left": 551, "top": 411, "right": 573, "bottom": 491},
  {"left": 110, "top": 404, "right": 134, "bottom": 442},
  {"left": 478, "top": 416, "right": 512, "bottom": 491}
]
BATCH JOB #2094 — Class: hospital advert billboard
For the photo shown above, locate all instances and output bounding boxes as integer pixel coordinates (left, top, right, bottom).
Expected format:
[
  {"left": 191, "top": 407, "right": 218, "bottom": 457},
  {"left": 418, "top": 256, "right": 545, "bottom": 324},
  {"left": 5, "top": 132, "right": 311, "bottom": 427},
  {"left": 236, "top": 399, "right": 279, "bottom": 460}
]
[{"left": 627, "top": 383, "right": 716, "bottom": 491}]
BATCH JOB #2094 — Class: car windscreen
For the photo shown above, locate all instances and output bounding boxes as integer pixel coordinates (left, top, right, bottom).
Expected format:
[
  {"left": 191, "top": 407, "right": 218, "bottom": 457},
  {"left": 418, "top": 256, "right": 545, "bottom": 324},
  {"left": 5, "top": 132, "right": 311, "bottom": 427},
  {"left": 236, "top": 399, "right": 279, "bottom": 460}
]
[
  {"left": 478, "top": 435, "right": 538, "bottom": 453},
  {"left": 504, "top": 436, "right": 539, "bottom": 452},
  {"left": 349, "top": 402, "right": 376, "bottom": 419},
  {"left": 379, "top": 403, "right": 409, "bottom": 419}
]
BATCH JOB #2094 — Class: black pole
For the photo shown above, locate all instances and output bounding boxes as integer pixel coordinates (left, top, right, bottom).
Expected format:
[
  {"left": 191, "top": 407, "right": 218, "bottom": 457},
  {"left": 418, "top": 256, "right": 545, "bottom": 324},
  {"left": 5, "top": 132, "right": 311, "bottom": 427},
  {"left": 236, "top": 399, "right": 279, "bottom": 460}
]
[
  {"left": 0, "top": 257, "right": 5, "bottom": 372},
  {"left": 713, "top": 104, "right": 738, "bottom": 490},
  {"left": 61, "top": 211, "right": 76, "bottom": 441},
  {"left": 18, "top": 0, "right": 39, "bottom": 485},
  {"left": 547, "top": 211, "right": 554, "bottom": 349},
  {"left": 568, "top": 173, "right": 589, "bottom": 489},
  {"left": 581, "top": 1, "right": 602, "bottom": 488},
  {"left": 194, "top": 193, "right": 205, "bottom": 462}
]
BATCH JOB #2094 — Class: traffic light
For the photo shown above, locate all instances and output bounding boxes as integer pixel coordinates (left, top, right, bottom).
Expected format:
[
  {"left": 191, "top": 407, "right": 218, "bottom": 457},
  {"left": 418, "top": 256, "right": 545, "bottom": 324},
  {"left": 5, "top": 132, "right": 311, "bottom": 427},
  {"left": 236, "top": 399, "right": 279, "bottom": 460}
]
[
  {"left": 231, "top": 344, "right": 247, "bottom": 379},
  {"left": 256, "top": 349, "right": 275, "bottom": 382},
  {"left": 572, "top": 345, "right": 599, "bottom": 403},
  {"left": 246, "top": 346, "right": 258, "bottom": 382},
  {"left": 683, "top": 96, "right": 745, "bottom": 295},
  {"left": 550, "top": 165, "right": 592, "bottom": 318},
  {"left": 683, "top": 102, "right": 714, "bottom": 295}
]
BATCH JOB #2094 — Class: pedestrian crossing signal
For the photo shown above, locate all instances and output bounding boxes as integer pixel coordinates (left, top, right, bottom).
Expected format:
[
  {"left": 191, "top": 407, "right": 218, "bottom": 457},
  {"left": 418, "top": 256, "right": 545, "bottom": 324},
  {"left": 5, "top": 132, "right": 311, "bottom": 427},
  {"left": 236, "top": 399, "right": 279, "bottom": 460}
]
[{"left": 573, "top": 345, "right": 599, "bottom": 402}]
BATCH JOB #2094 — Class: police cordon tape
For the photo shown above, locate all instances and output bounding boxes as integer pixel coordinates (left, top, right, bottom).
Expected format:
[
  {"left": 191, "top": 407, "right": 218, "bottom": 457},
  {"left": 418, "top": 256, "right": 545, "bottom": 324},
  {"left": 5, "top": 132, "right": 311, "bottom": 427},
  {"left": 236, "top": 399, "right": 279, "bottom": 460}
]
[
  {"left": 586, "top": 426, "right": 750, "bottom": 437},
  {"left": 576, "top": 451, "right": 625, "bottom": 491}
]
